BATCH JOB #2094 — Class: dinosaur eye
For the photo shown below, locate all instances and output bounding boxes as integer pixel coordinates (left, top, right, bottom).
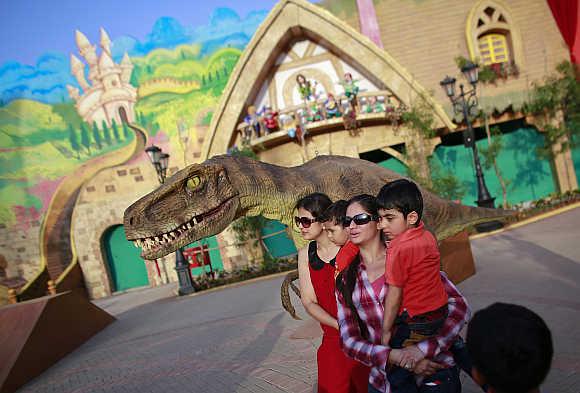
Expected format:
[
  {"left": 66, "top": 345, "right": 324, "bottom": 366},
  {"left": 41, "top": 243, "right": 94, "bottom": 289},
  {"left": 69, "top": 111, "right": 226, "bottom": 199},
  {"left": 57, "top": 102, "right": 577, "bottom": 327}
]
[
  {"left": 186, "top": 176, "right": 201, "bottom": 190},
  {"left": 218, "top": 171, "right": 226, "bottom": 182}
]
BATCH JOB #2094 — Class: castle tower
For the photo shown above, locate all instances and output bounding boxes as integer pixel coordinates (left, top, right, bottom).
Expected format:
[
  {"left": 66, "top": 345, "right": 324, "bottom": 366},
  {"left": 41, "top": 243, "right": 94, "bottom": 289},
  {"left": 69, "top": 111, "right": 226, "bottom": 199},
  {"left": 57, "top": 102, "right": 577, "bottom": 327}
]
[
  {"left": 120, "top": 53, "right": 133, "bottom": 84},
  {"left": 69, "top": 54, "right": 89, "bottom": 91},
  {"left": 75, "top": 30, "right": 100, "bottom": 86},
  {"left": 98, "top": 50, "right": 121, "bottom": 88},
  {"left": 99, "top": 27, "right": 112, "bottom": 57},
  {"left": 68, "top": 28, "right": 137, "bottom": 127}
]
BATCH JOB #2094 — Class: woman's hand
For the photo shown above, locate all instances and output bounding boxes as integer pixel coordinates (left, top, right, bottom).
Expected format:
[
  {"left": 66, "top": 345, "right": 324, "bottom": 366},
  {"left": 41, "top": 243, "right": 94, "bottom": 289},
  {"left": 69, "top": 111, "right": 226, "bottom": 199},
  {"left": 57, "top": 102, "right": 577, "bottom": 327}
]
[{"left": 412, "top": 359, "right": 444, "bottom": 377}]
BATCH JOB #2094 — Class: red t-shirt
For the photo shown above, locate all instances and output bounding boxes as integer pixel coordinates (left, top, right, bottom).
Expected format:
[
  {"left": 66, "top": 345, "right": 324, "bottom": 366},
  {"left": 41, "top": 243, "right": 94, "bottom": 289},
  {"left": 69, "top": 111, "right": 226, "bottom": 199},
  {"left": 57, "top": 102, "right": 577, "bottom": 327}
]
[
  {"left": 386, "top": 222, "right": 448, "bottom": 317},
  {"left": 335, "top": 241, "right": 360, "bottom": 273}
]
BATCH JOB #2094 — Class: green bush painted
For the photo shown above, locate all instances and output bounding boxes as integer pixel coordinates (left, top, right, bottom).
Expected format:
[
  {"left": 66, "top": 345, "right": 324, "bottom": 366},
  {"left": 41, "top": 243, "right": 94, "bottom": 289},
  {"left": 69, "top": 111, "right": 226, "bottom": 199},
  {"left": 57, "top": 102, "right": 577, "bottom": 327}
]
[
  {"left": 377, "top": 127, "right": 558, "bottom": 206},
  {"left": 432, "top": 127, "right": 556, "bottom": 206}
]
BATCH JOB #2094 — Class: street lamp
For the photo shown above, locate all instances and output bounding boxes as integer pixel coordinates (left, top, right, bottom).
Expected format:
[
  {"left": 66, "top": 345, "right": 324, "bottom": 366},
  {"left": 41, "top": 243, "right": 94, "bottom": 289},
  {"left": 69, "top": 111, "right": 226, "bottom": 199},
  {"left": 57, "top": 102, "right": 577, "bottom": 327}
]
[
  {"left": 145, "top": 145, "right": 196, "bottom": 295},
  {"left": 440, "top": 61, "right": 502, "bottom": 230}
]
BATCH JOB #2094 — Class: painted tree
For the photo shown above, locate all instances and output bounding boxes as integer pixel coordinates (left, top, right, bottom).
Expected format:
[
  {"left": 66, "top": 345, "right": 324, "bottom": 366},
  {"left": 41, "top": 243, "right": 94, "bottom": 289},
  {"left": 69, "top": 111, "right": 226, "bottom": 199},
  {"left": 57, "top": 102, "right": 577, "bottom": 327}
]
[
  {"left": 102, "top": 120, "right": 112, "bottom": 146},
  {"left": 201, "top": 74, "right": 206, "bottom": 86},
  {"left": 80, "top": 122, "right": 91, "bottom": 155},
  {"left": 111, "top": 119, "right": 121, "bottom": 143},
  {"left": 92, "top": 121, "right": 102, "bottom": 150},
  {"left": 479, "top": 120, "right": 510, "bottom": 208},
  {"left": 68, "top": 124, "right": 81, "bottom": 159},
  {"left": 122, "top": 122, "right": 130, "bottom": 139}
]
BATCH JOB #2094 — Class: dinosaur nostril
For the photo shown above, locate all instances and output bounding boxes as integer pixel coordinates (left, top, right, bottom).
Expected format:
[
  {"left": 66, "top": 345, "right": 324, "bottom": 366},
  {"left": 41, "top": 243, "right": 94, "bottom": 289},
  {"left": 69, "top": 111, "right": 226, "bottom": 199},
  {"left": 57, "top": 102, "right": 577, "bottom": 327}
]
[{"left": 129, "top": 217, "right": 134, "bottom": 226}]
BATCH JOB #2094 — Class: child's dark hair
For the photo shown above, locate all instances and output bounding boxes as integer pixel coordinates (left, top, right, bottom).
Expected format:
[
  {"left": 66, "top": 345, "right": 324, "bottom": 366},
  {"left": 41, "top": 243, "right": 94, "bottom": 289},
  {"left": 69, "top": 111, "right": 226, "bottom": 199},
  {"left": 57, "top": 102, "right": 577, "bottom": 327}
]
[
  {"left": 376, "top": 179, "right": 423, "bottom": 221},
  {"left": 466, "top": 303, "right": 553, "bottom": 393},
  {"left": 295, "top": 193, "right": 333, "bottom": 219},
  {"left": 335, "top": 194, "right": 379, "bottom": 339},
  {"left": 320, "top": 200, "right": 348, "bottom": 225}
]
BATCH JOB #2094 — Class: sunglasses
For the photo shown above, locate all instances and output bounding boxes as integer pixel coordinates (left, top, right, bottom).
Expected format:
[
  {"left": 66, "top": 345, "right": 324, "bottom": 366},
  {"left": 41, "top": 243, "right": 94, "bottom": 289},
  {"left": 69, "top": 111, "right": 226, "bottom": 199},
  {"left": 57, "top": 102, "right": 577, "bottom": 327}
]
[
  {"left": 343, "top": 213, "right": 378, "bottom": 227},
  {"left": 294, "top": 216, "right": 317, "bottom": 228}
]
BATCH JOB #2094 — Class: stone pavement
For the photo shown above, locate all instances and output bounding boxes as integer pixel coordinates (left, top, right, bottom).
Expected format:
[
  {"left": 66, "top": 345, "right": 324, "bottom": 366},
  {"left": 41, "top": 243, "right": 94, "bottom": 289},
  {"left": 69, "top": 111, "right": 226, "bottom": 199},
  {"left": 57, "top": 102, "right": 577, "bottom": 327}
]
[{"left": 16, "top": 207, "right": 580, "bottom": 393}]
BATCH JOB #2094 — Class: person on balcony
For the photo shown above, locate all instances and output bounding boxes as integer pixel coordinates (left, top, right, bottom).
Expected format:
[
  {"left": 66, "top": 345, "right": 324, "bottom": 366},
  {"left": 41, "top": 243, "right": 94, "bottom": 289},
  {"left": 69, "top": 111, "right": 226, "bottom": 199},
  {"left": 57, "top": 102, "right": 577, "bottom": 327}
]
[
  {"left": 325, "top": 93, "right": 342, "bottom": 118},
  {"left": 244, "top": 105, "right": 262, "bottom": 139},
  {"left": 261, "top": 105, "right": 279, "bottom": 134},
  {"left": 297, "top": 74, "right": 314, "bottom": 102},
  {"left": 341, "top": 73, "right": 359, "bottom": 107}
]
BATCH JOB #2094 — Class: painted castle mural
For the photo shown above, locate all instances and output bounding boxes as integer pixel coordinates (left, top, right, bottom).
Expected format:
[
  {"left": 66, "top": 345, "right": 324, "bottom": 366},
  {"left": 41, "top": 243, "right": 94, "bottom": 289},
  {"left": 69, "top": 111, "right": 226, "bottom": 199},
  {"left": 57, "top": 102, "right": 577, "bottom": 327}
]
[{"left": 0, "top": 0, "right": 578, "bottom": 302}]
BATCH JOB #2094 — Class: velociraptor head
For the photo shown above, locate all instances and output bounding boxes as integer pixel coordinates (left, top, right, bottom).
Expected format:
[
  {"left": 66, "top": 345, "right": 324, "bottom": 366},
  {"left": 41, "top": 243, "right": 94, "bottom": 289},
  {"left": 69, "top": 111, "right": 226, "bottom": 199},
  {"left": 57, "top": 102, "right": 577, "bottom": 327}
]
[{"left": 124, "top": 162, "right": 240, "bottom": 260}]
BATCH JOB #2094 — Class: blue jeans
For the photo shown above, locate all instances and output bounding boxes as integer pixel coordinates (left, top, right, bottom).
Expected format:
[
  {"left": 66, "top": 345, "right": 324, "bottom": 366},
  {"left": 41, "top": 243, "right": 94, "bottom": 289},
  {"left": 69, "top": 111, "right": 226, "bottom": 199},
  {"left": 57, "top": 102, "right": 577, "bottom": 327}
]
[{"left": 369, "top": 366, "right": 461, "bottom": 393}]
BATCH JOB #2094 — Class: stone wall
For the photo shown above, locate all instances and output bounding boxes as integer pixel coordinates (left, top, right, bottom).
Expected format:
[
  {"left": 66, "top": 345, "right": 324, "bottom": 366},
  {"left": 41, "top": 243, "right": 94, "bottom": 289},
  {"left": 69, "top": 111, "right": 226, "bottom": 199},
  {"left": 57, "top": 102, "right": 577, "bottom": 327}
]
[
  {"left": 369, "top": 0, "right": 569, "bottom": 110},
  {"left": 0, "top": 224, "right": 41, "bottom": 284}
]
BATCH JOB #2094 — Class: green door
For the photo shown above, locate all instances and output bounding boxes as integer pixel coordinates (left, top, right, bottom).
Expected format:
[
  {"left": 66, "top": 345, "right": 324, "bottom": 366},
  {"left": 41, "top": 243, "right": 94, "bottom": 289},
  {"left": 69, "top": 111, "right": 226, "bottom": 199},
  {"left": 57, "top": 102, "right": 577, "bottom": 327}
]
[{"left": 103, "top": 225, "right": 149, "bottom": 292}]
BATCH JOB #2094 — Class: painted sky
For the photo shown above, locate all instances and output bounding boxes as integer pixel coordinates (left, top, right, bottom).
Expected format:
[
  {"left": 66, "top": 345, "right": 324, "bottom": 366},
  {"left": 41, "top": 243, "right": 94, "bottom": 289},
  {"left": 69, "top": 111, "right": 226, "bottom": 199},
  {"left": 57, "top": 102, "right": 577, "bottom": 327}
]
[
  {"left": 0, "top": 0, "right": 319, "bottom": 105},
  {"left": 0, "top": 0, "right": 281, "bottom": 65}
]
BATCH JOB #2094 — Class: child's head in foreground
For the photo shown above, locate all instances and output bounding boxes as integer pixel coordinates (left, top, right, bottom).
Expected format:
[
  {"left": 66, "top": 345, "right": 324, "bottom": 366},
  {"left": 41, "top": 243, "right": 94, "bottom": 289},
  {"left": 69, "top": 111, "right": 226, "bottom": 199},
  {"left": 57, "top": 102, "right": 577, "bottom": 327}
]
[
  {"left": 320, "top": 199, "right": 349, "bottom": 246},
  {"left": 466, "top": 302, "right": 553, "bottom": 393},
  {"left": 376, "top": 179, "right": 423, "bottom": 241}
]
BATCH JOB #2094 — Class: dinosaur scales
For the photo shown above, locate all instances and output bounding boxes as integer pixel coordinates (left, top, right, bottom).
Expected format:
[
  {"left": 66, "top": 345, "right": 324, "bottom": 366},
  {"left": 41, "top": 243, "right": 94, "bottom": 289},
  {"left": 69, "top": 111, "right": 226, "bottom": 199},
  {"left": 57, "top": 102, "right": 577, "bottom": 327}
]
[{"left": 124, "top": 155, "right": 511, "bottom": 316}]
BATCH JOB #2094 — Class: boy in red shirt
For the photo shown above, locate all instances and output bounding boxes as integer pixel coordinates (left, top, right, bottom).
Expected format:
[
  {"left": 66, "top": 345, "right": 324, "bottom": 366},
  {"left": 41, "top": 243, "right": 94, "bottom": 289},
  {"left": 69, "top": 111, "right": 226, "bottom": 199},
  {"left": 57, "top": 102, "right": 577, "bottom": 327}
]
[
  {"left": 379, "top": 179, "right": 449, "bottom": 393},
  {"left": 319, "top": 200, "right": 359, "bottom": 274}
]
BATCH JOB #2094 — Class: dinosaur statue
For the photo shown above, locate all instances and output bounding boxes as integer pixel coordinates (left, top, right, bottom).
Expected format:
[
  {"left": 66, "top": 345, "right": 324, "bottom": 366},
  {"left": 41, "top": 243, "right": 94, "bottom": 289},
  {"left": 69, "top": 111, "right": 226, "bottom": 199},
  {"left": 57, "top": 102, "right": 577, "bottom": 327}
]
[{"left": 124, "top": 155, "right": 512, "bottom": 316}]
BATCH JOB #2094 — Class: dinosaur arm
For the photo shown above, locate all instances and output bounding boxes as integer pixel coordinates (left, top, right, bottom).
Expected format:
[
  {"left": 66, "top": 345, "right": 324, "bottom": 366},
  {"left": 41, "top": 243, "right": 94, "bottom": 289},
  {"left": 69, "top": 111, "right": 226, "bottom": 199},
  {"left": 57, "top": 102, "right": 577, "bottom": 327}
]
[{"left": 297, "top": 247, "right": 338, "bottom": 330}]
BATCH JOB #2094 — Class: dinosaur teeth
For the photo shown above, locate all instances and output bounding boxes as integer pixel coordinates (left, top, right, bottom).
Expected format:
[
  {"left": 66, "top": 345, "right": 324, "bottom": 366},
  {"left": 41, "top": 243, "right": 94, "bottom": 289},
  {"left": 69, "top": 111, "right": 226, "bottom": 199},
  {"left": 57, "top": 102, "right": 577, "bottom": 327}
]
[
  {"left": 186, "top": 222, "right": 192, "bottom": 229},
  {"left": 164, "top": 234, "right": 170, "bottom": 241},
  {"left": 192, "top": 217, "right": 198, "bottom": 225}
]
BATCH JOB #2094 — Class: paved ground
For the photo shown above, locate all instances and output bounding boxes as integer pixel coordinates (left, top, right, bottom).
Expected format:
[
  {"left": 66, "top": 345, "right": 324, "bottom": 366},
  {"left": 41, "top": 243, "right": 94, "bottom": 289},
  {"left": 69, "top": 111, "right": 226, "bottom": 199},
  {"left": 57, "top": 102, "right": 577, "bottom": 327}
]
[{"left": 16, "top": 207, "right": 580, "bottom": 393}]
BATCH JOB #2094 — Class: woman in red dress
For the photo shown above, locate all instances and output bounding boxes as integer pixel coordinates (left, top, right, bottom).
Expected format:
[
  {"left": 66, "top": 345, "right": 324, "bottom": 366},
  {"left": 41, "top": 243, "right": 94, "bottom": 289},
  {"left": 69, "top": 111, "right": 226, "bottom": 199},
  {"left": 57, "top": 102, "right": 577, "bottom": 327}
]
[{"left": 295, "top": 193, "right": 370, "bottom": 393}]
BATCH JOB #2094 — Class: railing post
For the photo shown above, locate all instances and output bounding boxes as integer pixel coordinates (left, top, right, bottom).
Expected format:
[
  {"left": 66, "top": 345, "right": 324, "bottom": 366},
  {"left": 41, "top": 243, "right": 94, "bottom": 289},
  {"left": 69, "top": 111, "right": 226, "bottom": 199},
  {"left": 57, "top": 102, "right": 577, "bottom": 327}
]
[
  {"left": 8, "top": 289, "right": 17, "bottom": 304},
  {"left": 47, "top": 280, "right": 57, "bottom": 295}
]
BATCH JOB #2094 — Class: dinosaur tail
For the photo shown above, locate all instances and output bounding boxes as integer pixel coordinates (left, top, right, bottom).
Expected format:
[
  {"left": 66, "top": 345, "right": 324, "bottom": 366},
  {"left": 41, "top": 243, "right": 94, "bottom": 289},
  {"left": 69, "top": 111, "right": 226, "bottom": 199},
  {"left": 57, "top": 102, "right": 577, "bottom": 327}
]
[
  {"left": 429, "top": 198, "right": 515, "bottom": 241},
  {"left": 280, "top": 270, "right": 301, "bottom": 320}
]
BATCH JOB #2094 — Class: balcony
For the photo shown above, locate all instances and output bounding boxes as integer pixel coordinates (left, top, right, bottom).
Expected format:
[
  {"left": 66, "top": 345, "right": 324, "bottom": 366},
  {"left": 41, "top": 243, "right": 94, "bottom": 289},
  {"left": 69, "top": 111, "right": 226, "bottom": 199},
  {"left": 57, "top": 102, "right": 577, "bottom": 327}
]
[{"left": 234, "top": 90, "right": 407, "bottom": 150}]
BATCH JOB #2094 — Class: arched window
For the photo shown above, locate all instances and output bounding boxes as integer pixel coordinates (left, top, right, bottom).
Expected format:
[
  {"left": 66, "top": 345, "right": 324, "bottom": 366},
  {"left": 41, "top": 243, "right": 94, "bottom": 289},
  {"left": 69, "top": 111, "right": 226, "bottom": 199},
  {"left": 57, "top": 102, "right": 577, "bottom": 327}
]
[
  {"left": 466, "top": 1, "right": 524, "bottom": 70},
  {"left": 478, "top": 33, "right": 509, "bottom": 65}
]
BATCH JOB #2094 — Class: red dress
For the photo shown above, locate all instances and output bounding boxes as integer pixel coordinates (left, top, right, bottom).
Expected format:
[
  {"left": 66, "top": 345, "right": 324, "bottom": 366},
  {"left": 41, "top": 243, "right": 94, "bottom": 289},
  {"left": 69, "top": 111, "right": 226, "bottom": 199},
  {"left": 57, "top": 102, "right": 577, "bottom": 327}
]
[{"left": 308, "top": 242, "right": 370, "bottom": 393}]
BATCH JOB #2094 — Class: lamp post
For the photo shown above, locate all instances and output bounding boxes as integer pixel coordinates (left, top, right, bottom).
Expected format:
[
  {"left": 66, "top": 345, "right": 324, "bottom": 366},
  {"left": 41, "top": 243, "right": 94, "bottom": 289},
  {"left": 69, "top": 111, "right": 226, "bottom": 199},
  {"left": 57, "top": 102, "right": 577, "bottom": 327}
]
[
  {"left": 145, "top": 145, "right": 196, "bottom": 295},
  {"left": 440, "top": 62, "right": 502, "bottom": 231}
]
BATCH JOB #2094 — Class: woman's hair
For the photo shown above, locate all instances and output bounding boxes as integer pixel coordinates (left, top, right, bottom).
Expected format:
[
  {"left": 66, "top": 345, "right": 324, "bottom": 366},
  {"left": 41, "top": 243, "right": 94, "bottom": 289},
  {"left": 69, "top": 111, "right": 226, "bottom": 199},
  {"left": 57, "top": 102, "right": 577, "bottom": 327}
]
[
  {"left": 347, "top": 194, "right": 378, "bottom": 216},
  {"left": 294, "top": 193, "right": 333, "bottom": 219},
  {"left": 320, "top": 200, "right": 348, "bottom": 225},
  {"left": 334, "top": 194, "right": 379, "bottom": 340},
  {"left": 336, "top": 256, "right": 367, "bottom": 339}
]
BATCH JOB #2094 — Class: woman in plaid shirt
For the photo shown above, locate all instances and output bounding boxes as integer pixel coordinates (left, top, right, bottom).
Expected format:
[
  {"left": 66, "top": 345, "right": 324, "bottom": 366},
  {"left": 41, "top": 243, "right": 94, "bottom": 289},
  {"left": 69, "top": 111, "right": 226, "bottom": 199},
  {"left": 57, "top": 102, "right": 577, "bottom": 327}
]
[{"left": 335, "top": 195, "right": 470, "bottom": 393}]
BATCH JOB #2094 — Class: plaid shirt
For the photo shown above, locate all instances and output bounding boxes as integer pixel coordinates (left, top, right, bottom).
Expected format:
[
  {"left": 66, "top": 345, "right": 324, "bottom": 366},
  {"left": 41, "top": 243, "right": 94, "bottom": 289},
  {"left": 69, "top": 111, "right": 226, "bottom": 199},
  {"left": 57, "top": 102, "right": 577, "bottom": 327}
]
[{"left": 336, "top": 267, "right": 470, "bottom": 392}]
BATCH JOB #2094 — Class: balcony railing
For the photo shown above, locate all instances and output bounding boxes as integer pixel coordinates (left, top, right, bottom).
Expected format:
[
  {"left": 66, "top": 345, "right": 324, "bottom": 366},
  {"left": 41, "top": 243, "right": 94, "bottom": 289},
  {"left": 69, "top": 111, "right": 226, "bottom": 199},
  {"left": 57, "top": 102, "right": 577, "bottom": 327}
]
[{"left": 235, "top": 90, "right": 407, "bottom": 149}]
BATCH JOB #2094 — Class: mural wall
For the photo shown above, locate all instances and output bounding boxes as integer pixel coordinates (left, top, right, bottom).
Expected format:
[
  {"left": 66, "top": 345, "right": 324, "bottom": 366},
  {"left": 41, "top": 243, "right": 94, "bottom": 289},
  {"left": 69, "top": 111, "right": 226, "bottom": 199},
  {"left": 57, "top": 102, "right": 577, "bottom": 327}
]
[{"left": 0, "top": 1, "right": 277, "bottom": 288}]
